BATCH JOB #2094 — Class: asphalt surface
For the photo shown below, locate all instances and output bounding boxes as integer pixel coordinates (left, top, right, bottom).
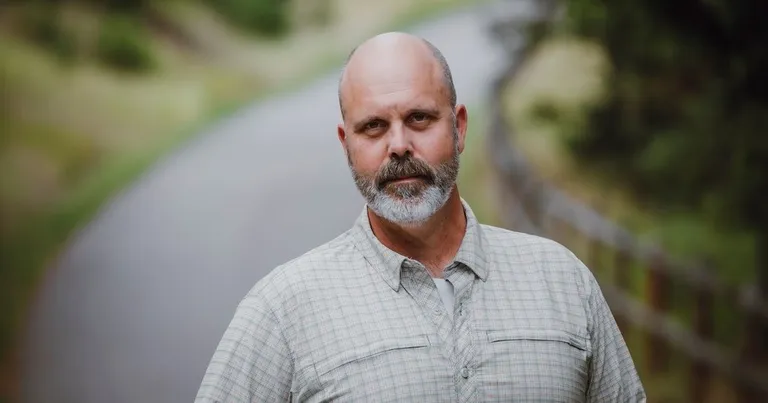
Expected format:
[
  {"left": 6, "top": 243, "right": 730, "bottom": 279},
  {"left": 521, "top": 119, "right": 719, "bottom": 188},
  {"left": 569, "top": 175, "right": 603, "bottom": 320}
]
[{"left": 21, "top": 3, "right": 523, "bottom": 402}]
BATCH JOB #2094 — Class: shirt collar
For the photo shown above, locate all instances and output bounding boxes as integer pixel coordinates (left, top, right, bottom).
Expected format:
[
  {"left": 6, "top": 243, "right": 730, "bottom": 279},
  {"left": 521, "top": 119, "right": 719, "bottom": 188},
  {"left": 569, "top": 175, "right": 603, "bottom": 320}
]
[{"left": 350, "top": 198, "right": 489, "bottom": 291}]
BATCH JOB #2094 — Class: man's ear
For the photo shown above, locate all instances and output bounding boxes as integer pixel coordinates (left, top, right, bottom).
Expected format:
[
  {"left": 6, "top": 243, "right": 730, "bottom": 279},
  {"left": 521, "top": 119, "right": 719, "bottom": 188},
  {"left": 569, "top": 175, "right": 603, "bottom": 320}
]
[
  {"left": 337, "top": 123, "right": 348, "bottom": 156},
  {"left": 454, "top": 104, "right": 468, "bottom": 154}
]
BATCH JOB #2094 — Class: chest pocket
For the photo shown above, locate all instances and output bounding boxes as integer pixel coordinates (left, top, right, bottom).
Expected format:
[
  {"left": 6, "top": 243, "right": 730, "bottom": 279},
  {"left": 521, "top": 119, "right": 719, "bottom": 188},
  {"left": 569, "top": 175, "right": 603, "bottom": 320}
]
[
  {"left": 301, "top": 335, "right": 449, "bottom": 402},
  {"left": 314, "top": 336, "right": 430, "bottom": 377},
  {"left": 480, "top": 328, "right": 590, "bottom": 403}
]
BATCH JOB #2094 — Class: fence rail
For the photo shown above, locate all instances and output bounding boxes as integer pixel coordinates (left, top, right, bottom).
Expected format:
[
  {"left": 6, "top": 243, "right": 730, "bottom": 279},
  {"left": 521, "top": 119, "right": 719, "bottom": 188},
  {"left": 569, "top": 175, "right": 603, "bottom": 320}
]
[{"left": 486, "top": 1, "right": 768, "bottom": 401}]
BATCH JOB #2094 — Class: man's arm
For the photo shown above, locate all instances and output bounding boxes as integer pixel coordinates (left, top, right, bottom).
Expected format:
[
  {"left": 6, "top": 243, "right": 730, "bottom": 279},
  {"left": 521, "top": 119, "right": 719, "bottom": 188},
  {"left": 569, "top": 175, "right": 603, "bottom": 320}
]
[
  {"left": 195, "top": 293, "right": 293, "bottom": 402},
  {"left": 585, "top": 273, "right": 647, "bottom": 402}
]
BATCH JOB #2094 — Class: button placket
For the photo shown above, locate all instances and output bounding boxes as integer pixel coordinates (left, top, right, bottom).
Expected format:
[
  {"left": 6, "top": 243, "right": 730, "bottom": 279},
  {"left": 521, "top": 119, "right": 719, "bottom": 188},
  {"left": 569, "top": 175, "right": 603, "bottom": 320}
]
[
  {"left": 447, "top": 268, "right": 479, "bottom": 401},
  {"left": 399, "top": 261, "right": 455, "bottom": 363}
]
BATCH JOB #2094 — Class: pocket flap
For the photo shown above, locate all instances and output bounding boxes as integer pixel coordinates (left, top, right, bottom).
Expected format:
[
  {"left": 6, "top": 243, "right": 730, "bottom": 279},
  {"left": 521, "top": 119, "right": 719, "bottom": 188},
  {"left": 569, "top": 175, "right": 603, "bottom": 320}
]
[
  {"left": 315, "top": 335, "right": 430, "bottom": 376},
  {"left": 486, "top": 328, "right": 588, "bottom": 352}
]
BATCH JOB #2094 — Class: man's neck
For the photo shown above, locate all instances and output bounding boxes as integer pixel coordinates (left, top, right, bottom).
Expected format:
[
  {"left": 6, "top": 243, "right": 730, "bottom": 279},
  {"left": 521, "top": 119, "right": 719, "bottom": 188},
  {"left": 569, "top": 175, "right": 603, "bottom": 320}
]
[{"left": 368, "top": 187, "right": 466, "bottom": 278}]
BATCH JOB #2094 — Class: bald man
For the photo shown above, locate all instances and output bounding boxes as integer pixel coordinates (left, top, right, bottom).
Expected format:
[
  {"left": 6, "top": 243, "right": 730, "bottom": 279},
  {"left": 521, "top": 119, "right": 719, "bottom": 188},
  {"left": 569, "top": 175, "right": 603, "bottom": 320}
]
[{"left": 195, "top": 33, "right": 645, "bottom": 402}]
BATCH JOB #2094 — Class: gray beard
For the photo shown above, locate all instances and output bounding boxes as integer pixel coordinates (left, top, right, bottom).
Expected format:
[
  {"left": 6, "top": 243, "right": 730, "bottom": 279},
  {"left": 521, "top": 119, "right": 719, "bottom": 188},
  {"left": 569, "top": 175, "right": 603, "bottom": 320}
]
[{"left": 347, "top": 136, "right": 460, "bottom": 226}]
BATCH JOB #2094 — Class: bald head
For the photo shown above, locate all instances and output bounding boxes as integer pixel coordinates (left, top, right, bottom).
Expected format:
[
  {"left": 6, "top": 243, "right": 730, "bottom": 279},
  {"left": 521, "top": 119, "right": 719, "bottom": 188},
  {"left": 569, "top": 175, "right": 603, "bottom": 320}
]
[{"left": 338, "top": 32, "right": 456, "bottom": 119}]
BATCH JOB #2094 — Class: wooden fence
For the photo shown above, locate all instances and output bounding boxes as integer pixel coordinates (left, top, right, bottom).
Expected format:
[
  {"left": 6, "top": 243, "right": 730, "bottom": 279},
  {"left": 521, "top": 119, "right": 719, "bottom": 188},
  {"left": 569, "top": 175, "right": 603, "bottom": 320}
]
[{"left": 486, "top": 1, "right": 768, "bottom": 401}]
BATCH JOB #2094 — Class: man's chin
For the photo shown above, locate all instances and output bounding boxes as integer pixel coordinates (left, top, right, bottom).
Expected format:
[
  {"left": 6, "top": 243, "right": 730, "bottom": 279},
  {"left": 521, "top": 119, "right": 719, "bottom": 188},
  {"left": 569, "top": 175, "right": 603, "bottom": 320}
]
[
  {"left": 370, "top": 193, "right": 424, "bottom": 209},
  {"left": 382, "top": 192, "right": 427, "bottom": 204},
  {"left": 381, "top": 181, "right": 427, "bottom": 192}
]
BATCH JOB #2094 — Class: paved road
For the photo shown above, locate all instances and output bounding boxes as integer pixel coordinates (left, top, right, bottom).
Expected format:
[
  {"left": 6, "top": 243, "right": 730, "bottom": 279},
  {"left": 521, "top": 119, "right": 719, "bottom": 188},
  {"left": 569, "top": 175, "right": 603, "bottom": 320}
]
[{"left": 21, "top": 3, "right": 523, "bottom": 402}]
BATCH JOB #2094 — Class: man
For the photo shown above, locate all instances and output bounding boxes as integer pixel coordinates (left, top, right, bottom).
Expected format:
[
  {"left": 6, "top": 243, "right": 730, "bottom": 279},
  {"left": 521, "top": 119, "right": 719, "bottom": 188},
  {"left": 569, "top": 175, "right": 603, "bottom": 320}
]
[{"left": 195, "top": 32, "right": 645, "bottom": 402}]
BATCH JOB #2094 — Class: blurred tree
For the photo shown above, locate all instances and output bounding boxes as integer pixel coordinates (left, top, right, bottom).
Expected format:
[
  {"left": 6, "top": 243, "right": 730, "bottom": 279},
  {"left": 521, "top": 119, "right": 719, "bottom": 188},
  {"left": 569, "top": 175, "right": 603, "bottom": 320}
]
[
  {"left": 563, "top": 0, "right": 768, "bottom": 369},
  {"left": 95, "top": 14, "right": 156, "bottom": 72},
  {"left": 20, "top": 2, "right": 78, "bottom": 63},
  {"left": 6, "top": 0, "right": 298, "bottom": 71},
  {"left": 204, "top": 0, "right": 292, "bottom": 37}
]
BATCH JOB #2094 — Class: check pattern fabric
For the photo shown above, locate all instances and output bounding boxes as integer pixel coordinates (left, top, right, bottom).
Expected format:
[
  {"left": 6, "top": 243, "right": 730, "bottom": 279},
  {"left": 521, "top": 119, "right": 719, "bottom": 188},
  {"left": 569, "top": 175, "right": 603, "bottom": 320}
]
[{"left": 195, "top": 200, "right": 646, "bottom": 402}]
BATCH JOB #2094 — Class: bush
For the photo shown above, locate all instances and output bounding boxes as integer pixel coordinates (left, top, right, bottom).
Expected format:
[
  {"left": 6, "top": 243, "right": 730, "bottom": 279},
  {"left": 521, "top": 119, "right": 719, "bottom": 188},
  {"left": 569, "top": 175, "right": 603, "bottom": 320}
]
[
  {"left": 561, "top": 0, "right": 768, "bottom": 232},
  {"left": 206, "top": 0, "right": 291, "bottom": 37},
  {"left": 22, "top": 4, "right": 78, "bottom": 63},
  {"left": 95, "top": 15, "right": 156, "bottom": 72}
]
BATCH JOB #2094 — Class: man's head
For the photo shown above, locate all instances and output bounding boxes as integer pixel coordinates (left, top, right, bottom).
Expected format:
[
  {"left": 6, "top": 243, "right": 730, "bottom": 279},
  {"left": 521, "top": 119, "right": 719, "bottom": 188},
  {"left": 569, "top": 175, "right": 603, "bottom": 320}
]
[{"left": 337, "top": 32, "right": 468, "bottom": 226}]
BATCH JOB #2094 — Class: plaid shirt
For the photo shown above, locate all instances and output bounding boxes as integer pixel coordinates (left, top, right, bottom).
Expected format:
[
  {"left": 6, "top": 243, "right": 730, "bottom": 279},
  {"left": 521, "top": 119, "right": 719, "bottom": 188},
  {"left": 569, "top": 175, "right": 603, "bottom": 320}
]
[{"left": 196, "top": 200, "right": 645, "bottom": 402}]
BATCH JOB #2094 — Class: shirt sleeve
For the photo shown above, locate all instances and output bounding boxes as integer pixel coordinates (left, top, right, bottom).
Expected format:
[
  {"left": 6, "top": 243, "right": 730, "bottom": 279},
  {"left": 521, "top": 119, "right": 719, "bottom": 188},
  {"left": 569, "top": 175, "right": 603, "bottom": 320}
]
[
  {"left": 195, "top": 293, "right": 294, "bottom": 402},
  {"left": 585, "top": 272, "right": 647, "bottom": 402}
]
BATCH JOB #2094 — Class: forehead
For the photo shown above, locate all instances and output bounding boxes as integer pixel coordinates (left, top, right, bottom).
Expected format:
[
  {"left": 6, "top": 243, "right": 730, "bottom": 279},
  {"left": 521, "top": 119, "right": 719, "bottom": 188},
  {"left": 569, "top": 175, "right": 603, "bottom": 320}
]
[{"left": 341, "top": 46, "right": 448, "bottom": 117}]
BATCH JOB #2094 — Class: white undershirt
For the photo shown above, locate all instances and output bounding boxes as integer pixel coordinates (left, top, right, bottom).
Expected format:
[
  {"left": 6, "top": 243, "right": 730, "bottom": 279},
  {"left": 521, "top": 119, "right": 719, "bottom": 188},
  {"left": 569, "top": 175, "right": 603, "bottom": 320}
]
[{"left": 431, "top": 278, "right": 455, "bottom": 317}]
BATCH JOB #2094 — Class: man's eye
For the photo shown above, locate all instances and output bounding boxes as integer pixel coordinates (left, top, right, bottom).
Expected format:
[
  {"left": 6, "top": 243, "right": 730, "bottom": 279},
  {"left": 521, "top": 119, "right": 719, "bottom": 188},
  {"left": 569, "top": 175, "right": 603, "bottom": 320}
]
[
  {"left": 411, "top": 113, "right": 429, "bottom": 122},
  {"left": 365, "top": 120, "right": 384, "bottom": 130}
]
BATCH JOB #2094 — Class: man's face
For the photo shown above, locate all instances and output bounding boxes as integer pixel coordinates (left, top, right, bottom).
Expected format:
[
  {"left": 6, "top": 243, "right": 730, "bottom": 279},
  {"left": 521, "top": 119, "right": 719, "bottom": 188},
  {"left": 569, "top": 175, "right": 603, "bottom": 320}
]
[{"left": 337, "top": 48, "right": 467, "bottom": 225}]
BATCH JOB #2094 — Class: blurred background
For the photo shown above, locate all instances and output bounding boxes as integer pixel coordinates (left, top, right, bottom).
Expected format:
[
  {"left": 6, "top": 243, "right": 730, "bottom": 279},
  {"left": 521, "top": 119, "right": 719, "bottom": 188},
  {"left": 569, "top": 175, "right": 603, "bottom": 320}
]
[{"left": 0, "top": 0, "right": 766, "bottom": 402}]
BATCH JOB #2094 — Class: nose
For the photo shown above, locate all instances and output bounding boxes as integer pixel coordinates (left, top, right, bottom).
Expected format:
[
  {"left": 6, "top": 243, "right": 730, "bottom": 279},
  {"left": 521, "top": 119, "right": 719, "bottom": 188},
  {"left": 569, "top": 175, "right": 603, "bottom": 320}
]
[{"left": 387, "top": 122, "right": 412, "bottom": 159}]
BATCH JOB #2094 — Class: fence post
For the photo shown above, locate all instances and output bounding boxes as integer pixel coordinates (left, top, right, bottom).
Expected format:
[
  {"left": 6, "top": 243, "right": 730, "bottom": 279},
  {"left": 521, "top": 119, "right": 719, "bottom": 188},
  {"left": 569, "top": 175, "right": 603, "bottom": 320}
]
[
  {"left": 548, "top": 214, "right": 569, "bottom": 247},
  {"left": 646, "top": 252, "right": 670, "bottom": 374},
  {"left": 738, "top": 284, "right": 766, "bottom": 402},
  {"left": 614, "top": 247, "right": 631, "bottom": 334},
  {"left": 738, "top": 233, "right": 768, "bottom": 402},
  {"left": 690, "top": 265, "right": 714, "bottom": 402}
]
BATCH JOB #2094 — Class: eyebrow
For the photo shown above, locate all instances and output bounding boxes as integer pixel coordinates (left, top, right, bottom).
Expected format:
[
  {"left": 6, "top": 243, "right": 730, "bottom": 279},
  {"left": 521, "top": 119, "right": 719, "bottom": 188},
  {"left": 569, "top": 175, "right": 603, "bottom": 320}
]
[
  {"left": 352, "top": 107, "right": 442, "bottom": 133},
  {"left": 409, "top": 107, "right": 441, "bottom": 117},
  {"left": 352, "top": 115, "right": 383, "bottom": 133}
]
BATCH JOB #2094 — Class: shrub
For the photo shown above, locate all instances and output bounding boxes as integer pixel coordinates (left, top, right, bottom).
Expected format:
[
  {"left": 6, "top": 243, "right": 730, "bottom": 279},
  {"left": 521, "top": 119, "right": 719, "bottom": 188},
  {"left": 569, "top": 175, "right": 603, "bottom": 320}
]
[
  {"left": 22, "top": 4, "right": 78, "bottom": 63},
  {"left": 95, "top": 15, "right": 156, "bottom": 72},
  {"left": 206, "top": 0, "right": 291, "bottom": 37},
  {"left": 561, "top": 0, "right": 768, "bottom": 232}
]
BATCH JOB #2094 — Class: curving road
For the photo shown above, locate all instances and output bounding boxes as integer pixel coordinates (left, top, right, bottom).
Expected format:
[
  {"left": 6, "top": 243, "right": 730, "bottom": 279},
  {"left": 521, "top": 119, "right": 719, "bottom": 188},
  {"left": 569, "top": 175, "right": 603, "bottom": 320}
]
[{"left": 20, "top": 3, "right": 529, "bottom": 402}]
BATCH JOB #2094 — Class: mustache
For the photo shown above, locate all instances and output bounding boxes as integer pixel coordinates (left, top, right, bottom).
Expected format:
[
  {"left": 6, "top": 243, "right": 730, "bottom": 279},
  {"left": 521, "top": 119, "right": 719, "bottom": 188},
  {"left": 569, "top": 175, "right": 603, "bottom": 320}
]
[{"left": 375, "top": 155, "right": 435, "bottom": 189}]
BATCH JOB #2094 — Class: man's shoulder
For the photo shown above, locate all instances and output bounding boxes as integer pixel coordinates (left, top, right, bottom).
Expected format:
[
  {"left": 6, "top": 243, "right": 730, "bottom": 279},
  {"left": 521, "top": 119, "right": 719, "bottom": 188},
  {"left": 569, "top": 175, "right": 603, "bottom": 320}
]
[
  {"left": 277, "top": 230, "right": 359, "bottom": 277},
  {"left": 480, "top": 223, "right": 571, "bottom": 256},
  {"left": 479, "top": 223, "right": 596, "bottom": 294},
  {"left": 241, "top": 230, "right": 358, "bottom": 305}
]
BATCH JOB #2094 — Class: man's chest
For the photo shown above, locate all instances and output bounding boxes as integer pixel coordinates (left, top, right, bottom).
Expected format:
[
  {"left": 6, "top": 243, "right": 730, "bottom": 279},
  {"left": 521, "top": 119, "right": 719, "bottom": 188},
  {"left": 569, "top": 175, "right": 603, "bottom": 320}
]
[{"left": 286, "top": 270, "right": 590, "bottom": 403}]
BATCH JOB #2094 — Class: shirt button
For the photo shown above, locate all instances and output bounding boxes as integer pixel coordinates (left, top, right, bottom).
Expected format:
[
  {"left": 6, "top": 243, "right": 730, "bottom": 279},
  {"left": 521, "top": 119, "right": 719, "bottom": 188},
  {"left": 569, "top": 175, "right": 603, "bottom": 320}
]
[
  {"left": 460, "top": 367, "right": 470, "bottom": 379},
  {"left": 433, "top": 307, "right": 442, "bottom": 316}
]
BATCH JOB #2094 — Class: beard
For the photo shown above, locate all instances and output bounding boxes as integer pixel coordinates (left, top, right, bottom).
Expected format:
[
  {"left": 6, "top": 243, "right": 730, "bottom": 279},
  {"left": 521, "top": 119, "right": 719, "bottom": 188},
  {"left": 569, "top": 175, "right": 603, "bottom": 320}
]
[{"left": 347, "top": 130, "right": 460, "bottom": 226}]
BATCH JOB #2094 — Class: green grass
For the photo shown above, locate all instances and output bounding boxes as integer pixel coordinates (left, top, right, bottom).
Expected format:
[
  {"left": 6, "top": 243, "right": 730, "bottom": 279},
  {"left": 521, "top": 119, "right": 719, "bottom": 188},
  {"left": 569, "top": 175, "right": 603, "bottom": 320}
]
[{"left": 0, "top": 1, "right": 492, "bottom": 398}]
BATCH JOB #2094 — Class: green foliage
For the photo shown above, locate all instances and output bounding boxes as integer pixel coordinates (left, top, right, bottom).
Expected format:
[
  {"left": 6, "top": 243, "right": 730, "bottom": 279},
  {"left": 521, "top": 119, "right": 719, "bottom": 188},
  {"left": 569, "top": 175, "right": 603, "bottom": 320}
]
[
  {"left": 12, "top": 0, "right": 294, "bottom": 68},
  {"left": 562, "top": 0, "right": 768, "bottom": 235},
  {"left": 97, "top": 0, "right": 152, "bottom": 13},
  {"left": 21, "top": 3, "right": 78, "bottom": 63},
  {"left": 529, "top": 101, "right": 562, "bottom": 124},
  {"left": 205, "top": 0, "right": 291, "bottom": 37},
  {"left": 96, "top": 15, "right": 156, "bottom": 72}
]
